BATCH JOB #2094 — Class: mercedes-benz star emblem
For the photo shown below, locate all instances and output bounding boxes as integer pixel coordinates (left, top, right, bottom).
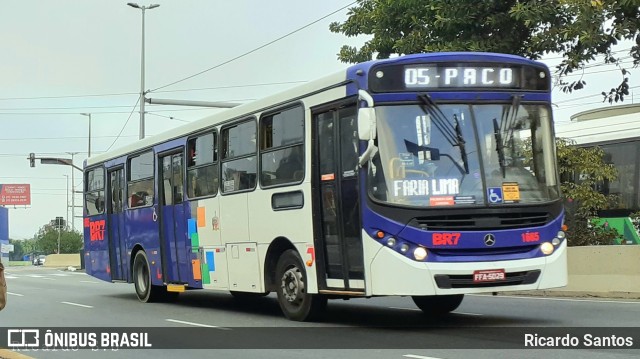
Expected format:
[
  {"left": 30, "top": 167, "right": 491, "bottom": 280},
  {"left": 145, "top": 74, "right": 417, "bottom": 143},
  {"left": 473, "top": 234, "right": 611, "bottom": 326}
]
[{"left": 484, "top": 234, "right": 496, "bottom": 246}]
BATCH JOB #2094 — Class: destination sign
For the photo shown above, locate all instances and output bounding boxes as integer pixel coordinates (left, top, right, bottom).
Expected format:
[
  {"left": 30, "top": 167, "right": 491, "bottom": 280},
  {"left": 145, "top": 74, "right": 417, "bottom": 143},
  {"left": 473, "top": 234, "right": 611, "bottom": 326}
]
[
  {"left": 369, "top": 63, "right": 550, "bottom": 92},
  {"left": 405, "top": 66, "right": 515, "bottom": 88}
]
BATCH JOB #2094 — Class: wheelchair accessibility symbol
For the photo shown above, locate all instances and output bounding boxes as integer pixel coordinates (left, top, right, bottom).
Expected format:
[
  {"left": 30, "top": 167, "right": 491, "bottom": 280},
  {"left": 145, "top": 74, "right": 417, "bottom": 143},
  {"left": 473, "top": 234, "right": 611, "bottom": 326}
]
[{"left": 487, "top": 187, "right": 503, "bottom": 204}]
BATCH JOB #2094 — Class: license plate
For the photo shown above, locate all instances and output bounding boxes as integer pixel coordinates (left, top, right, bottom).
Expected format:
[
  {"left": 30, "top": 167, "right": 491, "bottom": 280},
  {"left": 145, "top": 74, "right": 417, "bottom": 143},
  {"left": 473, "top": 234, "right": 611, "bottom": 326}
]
[{"left": 473, "top": 269, "right": 506, "bottom": 282}]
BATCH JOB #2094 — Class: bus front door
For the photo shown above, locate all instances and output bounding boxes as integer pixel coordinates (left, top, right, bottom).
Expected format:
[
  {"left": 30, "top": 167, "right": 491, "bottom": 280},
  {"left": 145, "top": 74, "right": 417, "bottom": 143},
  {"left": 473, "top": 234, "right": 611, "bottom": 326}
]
[
  {"left": 107, "top": 168, "right": 127, "bottom": 281},
  {"left": 158, "top": 151, "right": 190, "bottom": 284},
  {"left": 313, "top": 104, "right": 365, "bottom": 292}
]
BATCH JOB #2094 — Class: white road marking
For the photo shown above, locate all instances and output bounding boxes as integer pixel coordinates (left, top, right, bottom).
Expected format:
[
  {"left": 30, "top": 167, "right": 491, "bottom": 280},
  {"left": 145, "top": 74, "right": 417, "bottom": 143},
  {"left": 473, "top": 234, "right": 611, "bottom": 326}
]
[
  {"left": 388, "top": 307, "right": 482, "bottom": 316},
  {"left": 4, "top": 276, "right": 18, "bottom": 279},
  {"left": 470, "top": 294, "right": 640, "bottom": 305},
  {"left": 454, "top": 311, "right": 483, "bottom": 316},
  {"left": 165, "top": 319, "right": 230, "bottom": 330},
  {"left": 80, "top": 280, "right": 100, "bottom": 284},
  {"left": 403, "top": 355, "right": 444, "bottom": 359},
  {"left": 7, "top": 292, "right": 24, "bottom": 297},
  {"left": 61, "top": 301, "right": 94, "bottom": 308},
  {"left": 50, "top": 273, "right": 70, "bottom": 277},
  {"left": 27, "top": 275, "right": 45, "bottom": 278},
  {"left": 389, "top": 306, "right": 421, "bottom": 311}
]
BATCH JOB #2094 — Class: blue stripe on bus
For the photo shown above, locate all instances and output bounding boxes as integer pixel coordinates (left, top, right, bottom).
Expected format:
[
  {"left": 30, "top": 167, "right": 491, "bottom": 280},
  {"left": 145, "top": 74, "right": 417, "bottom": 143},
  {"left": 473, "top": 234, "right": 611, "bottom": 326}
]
[
  {"left": 206, "top": 251, "right": 215, "bottom": 272},
  {"left": 187, "top": 218, "right": 197, "bottom": 236}
]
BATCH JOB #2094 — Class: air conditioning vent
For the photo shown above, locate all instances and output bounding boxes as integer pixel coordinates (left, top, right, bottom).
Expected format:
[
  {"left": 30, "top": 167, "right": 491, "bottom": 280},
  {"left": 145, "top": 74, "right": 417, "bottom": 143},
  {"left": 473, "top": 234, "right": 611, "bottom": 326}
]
[{"left": 409, "top": 212, "right": 550, "bottom": 231}]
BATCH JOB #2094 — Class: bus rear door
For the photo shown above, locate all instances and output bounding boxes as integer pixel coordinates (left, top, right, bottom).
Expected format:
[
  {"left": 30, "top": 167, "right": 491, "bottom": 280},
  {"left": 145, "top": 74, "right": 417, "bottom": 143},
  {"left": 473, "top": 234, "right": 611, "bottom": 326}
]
[
  {"left": 107, "top": 167, "right": 127, "bottom": 281},
  {"left": 158, "top": 150, "right": 190, "bottom": 284},
  {"left": 313, "top": 103, "right": 365, "bottom": 292}
]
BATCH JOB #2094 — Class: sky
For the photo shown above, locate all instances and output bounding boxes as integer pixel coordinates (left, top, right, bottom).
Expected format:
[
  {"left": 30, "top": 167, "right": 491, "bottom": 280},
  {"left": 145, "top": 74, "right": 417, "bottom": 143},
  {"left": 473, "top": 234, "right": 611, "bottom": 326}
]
[{"left": 1, "top": 1, "right": 637, "bottom": 239}]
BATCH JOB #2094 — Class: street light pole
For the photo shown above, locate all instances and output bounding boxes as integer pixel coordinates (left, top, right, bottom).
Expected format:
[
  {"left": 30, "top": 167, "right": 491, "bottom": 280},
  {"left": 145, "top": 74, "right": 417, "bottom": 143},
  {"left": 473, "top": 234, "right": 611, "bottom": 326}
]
[
  {"left": 80, "top": 113, "right": 91, "bottom": 157},
  {"left": 63, "top": 175, "right": 69, "bottom": 229},
  {"left": 66, "top": 152, "right": 79, "bottom": 232},
  {"left": 128, "top": 2, "right": 160, "bottom": 140}
]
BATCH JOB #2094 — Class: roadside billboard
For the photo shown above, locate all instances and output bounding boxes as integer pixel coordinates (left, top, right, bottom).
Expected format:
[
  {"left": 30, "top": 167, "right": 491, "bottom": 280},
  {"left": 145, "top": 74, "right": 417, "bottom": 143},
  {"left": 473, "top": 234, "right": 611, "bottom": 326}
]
[{"left": 0, "top": 184, "right": 31, "bottom": 206}]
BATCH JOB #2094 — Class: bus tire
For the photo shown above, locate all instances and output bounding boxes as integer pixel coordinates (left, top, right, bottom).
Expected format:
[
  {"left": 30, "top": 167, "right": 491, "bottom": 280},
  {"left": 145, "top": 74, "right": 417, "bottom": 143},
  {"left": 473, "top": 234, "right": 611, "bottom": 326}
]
[
  {"left": 412, "top": 294, "right": 464, "bottom": 315},
  {"left": 275, "top": 249, "right": 327, "bottom": 321},
  {"left": 133, "top": 251, "right": 163, "bottom": 303}
]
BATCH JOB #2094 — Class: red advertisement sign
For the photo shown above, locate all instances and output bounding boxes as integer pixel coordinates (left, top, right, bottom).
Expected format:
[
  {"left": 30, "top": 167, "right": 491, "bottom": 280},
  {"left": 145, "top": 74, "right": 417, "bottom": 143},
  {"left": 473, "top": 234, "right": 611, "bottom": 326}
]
[{"left": 0, "top": 184, "right": 31, "bottom": 205}]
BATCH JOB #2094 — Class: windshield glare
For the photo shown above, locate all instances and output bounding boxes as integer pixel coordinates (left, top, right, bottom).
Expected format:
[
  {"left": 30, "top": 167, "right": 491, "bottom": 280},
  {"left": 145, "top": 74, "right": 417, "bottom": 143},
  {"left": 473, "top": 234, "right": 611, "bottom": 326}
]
[{"left": 369, "top": 103, "right": 559, "bottom": 207}]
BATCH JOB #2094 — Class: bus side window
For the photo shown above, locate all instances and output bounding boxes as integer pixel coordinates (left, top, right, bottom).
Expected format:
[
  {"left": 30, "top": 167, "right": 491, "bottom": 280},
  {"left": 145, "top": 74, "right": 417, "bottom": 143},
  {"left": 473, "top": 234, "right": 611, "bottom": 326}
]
[
  {"left": 187, "top": 132, "right": 218, "bottom": 198},
  {"left": 260, "top": 106, "right": 304, "bottom": 186},
  {"left": 85, "top": 167, "right": 105, "bottom": 216},
  {"left": 221, "top": 119, "right": 257, "bottom": 193}
]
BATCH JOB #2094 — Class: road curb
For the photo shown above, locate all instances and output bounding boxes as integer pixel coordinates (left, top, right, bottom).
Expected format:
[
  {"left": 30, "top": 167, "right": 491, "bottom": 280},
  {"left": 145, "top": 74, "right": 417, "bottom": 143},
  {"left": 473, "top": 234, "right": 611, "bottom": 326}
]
[
  {"left": 0, "top": 349, "right": 34, "bottom": 359},
  {"left": 498, "top": 290, "right": 640, "bottom": 300}
]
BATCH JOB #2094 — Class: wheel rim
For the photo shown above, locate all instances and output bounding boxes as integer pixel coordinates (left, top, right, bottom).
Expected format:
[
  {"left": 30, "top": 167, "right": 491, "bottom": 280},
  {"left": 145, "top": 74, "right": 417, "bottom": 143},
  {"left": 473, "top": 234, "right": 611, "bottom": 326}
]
[
  {"left": 280, "top": 266, "right": 304, "bottom": 305},
  {"left": 136, "top": 259, "right": 148, "bottom": 294}
]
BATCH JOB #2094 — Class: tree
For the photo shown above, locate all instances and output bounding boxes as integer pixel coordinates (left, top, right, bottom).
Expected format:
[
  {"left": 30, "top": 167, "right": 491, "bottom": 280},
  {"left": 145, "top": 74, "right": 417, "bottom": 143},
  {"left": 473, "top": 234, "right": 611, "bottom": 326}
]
[
  {"left": 8, "top": 238, "right": 37, "bottom": 261},
  {"left": 551, "top": 138, "right": 620, "bottom": 246},
  {"left": 330, "top": 0, "right": 640, "bottom": 102},
  {"left": 33, "top": 224, "right": 83, "bottom": 255}
]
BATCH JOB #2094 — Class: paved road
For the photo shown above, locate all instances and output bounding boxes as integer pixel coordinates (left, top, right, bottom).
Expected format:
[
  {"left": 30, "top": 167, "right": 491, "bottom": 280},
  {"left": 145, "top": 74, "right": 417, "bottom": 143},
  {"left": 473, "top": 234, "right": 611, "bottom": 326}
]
[{"left": 2, "top": 266, "right": 640, "bottom": 359}]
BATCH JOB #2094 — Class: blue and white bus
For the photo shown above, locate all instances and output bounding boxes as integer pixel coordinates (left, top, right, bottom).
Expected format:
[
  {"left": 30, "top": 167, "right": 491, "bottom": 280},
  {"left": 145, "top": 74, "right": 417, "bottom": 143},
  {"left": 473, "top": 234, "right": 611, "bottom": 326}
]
[{"left": 83, "top": 52, "right": 567, "bottom": 321}]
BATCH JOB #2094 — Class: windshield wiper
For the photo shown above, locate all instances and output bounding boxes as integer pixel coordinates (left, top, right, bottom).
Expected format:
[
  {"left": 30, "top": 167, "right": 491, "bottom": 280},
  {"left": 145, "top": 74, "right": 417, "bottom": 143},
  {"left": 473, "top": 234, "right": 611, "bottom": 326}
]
[
  {"left": 498, "top": 94, "right": 522, "bottom": 153},
  {"left": 493, "top": 117, "right": 507, "bottom": 178},
  {"left": 417, "top": 94, "right": 469, "bottom": 174},
  {"left": 453, "top": 114, "right": 469, "bottom": 174}
]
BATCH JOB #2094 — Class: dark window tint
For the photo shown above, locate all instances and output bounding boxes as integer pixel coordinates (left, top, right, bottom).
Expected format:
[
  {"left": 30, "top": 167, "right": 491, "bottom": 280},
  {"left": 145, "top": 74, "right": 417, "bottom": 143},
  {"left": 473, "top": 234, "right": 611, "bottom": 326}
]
[
  {"left": 128, "top": 151, "right": 154, "bottom": 208},
  {"left": 222, "top": 120, "right": 257, "bottom": 193},
  {"left": 261, "top": 106, "right": 305, "bottom": 187},
  {"left": 261, "top": 106, "right": 304, "bottom": 149},
  {"left": 188, "top": 133, "right": 216, "bottom": 166},
  {"left": 187, "top": 133, "right": 218, "bottom": 198},
  {"left": 129, "top": 151, "right": 154, "bottom": 181},
  {"left": 222, "top": 121, "right": 256, "bottom": 159},
  {"left": 85, "top": 167, "right": 105, "bottom": 216},
  {"left": 109, "top": 170, "right": 125, "bottom": 214}
]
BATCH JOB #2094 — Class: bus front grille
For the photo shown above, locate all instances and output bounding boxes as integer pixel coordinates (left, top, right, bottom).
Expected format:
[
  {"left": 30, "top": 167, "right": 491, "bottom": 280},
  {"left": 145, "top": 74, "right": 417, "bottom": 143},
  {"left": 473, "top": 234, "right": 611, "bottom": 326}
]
[{"left": 410, "top": 212, "right": 550, "bottom": 231}]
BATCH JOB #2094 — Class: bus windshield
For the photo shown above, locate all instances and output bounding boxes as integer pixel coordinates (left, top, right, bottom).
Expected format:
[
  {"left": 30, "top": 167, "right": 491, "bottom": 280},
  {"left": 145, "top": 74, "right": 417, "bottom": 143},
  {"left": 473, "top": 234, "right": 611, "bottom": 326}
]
[{"left": 368, "top": 103, "right": 560, "bottom": 207}]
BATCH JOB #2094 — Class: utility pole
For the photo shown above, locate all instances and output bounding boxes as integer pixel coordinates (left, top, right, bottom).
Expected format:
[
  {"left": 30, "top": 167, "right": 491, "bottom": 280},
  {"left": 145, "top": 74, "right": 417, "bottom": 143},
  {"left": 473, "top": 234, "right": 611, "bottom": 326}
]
[
  {"left": 66, "top": 152, "right": 79, "bottom": 232},
  {"left": 63, "top": 175, "right": 69, "bottom": 229},
  {"left": 128, "top": 2, "right": 160, "bottom": 139}
]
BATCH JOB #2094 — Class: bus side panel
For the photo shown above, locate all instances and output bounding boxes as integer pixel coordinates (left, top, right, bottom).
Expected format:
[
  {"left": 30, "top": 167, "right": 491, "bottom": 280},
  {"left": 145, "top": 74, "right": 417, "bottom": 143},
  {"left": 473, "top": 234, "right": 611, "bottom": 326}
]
[
  {"left": 125, "top": 208, "right": 163, "bottom": 286},
  {"left": 160, "top": 203, "right": 179, "bottom": 282},
  {"left": 189, "top": 197, "right": 224, "bottom": 289},
  {"left": 84, "top": 214, "right": 111, "bottom": 282},
  {"left": 181, "top": 200, "right": 203, "bottom": 289}
]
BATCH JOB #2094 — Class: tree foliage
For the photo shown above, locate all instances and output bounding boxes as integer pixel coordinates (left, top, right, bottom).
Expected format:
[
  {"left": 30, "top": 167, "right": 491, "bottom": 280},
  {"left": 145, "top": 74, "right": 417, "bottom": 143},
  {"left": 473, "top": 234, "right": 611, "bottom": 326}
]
[
  {"left": 330, "top": 0, "right": 640, "bottom": 102},
  {"left": 8, "top": 238, "right": 37, "bottom": 261},
  {"left": 32, "top": 225, "right": 83, "bottom": 255},
  {"left": 554, "top": 138, "right": 621, "bottom": 245}
]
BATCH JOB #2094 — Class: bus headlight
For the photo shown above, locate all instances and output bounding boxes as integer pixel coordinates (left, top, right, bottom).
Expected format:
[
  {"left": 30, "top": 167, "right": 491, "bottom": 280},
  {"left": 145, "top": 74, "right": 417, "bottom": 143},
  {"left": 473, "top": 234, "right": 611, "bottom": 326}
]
[
  {"left": 386, "top": 237, "right": 396, "bottom": 247},
  {"left": 413, "top": 247, "right": 428, "bottom": 261},
  {"left": 552, "top": 238, "right": 561, "bottom": 246},
  {"left": 400, "top": 244, "right": 410, "bottom": 253},
  {"left": 556, "top": 231, "right": 566, "bottom": 239},
  {"left": 540, "top": 242, "right": 554, "bottom": 255}
]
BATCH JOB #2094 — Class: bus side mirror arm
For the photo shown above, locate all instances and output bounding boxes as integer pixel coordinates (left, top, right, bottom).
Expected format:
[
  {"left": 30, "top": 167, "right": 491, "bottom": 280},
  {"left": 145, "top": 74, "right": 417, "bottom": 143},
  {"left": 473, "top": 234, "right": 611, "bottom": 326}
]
[{"left": 358, "top": 90, "right": 378, "bottom": 167}]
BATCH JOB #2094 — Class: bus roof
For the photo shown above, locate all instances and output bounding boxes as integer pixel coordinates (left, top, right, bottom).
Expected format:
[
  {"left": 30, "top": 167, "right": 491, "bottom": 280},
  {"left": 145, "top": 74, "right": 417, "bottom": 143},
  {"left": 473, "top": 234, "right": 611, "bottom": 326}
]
[
  {"left": 86, "top": 52, "right": 544, "bottom": 168},
  {"left": 86, "top": 69, "right": 347, "bottom": 167}
]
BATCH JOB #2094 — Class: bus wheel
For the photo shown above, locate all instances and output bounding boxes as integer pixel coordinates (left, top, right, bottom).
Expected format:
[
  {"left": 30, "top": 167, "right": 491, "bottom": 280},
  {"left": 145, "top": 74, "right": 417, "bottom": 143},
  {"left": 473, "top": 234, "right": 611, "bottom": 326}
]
[
  {"left": 133, "top": 251, "right": 162, "bottom": 303},
  {"left": 412, "top": 294, "right": 464, "bottom": 315},
  {"left": 275, "top": 249, "right": 327, "bottom": 321}
]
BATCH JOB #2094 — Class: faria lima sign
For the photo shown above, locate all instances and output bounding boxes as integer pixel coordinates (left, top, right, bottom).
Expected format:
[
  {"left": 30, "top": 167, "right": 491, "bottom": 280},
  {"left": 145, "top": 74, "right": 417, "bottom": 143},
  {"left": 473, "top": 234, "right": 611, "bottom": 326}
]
[{"left": 0, "top": 184, "right": 31, "bottom": 206}]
